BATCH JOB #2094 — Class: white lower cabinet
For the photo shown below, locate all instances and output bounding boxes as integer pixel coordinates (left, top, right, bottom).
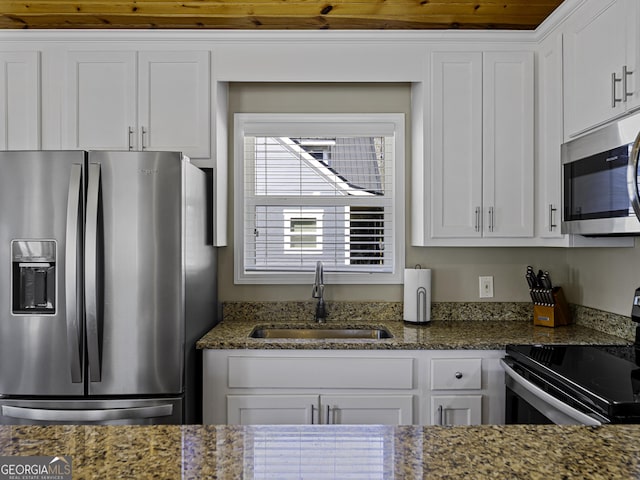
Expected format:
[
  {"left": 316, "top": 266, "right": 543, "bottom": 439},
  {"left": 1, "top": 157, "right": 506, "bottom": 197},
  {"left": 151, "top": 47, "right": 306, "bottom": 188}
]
[
  {"left": 227, "top": 393, "right": 413, "bottom": 425},
  {"left": 427, "top": 353, "right": 501, "bottom": 426},
  {"left": 202, "top": 349, "right": 505, "bottom": 425},
  {"left": 430, "top": 395, "right": 482, "bottom": 426},
  {"left": 227, "top": 394, "right": 317, "bottom": 425}
]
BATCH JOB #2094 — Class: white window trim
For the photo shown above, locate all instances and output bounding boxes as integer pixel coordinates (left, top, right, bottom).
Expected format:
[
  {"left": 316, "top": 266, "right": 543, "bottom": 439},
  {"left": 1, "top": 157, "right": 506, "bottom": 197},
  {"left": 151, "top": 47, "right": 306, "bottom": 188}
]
[{"left": 234, "top": 113, "right": 405, "bottom": 285}]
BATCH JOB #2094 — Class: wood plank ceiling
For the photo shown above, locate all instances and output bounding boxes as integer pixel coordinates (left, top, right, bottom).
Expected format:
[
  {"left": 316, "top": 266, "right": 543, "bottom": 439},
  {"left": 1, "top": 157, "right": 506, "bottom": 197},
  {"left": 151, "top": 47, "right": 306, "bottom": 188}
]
[{"left": 0, "top": 1, "right": 564, "bottom": 30}]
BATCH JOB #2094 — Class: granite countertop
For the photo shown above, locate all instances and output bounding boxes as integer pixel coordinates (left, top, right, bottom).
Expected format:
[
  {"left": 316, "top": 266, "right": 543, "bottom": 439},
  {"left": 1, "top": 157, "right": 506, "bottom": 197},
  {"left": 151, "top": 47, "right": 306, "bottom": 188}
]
[
  {"left": 197, "top": 301, "right": 633, "bottom": 350},
  {"left": 197, "top": 319, "right": 630, "bottom": 350},
  {"left": 2, "top": 424, "right": 640, "bottom": 478}
]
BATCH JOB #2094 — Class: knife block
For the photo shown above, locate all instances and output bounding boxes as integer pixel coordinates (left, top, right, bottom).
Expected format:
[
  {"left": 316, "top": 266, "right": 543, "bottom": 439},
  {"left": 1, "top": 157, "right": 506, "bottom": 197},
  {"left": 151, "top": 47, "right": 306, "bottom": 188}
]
[{"left": 533, "top": 287, "right": 572, "bottom": 327}]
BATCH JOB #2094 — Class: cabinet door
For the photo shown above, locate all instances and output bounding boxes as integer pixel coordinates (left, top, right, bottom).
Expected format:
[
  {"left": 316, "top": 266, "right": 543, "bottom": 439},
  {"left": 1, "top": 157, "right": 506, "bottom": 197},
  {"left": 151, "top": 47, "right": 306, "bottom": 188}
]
[
  {"left": 138, "top": 51, "right": 210, "bottom": 158},
  {"left": 64, "top": 51, "right": 137, "bottom": 150},
  {"left": 0, "top": 52, "right": 40, "bottom": 150},
  {"left": 563, "top": 0, "right": 628, "bottom": 137},
  {"left": 430, "top": 395, "right": 482, "bottom": 426},
  {"left": 626, "top": 0, "right": 640, "bottom": 111},
  {"left": 537, "top": 33, "right": 564, "bottom": 239},
  {"left": 482, "top": 51, "right": 534, "bottom": 238},
  {"left": 323, "top": 394, "right": 414, "bottom": 425},
  {"left": 430, "top": 52, "right": 483, "bottom": 238},
  {"left": 227, "top": 394, "right": 317, "bottom": 425}
]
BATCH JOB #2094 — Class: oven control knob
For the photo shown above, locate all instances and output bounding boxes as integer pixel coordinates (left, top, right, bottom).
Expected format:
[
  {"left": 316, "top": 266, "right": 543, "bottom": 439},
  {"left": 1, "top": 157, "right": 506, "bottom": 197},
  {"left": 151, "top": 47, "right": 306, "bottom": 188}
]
[{"left": 455, "top": 372, "right": 463, "bottom": 379}]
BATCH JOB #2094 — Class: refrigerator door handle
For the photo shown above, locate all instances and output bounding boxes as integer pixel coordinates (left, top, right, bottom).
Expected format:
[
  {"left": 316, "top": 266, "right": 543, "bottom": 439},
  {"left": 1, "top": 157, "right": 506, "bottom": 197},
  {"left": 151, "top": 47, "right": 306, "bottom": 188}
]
[
  {"left": 1, "top": 404, "right": 173, "bottom": 422},
  {"left": 86, "top": 163, "right": 102, "bottom": 383},
  {"left": 65, "top": 163, "right": 83, "bottom": 384}
]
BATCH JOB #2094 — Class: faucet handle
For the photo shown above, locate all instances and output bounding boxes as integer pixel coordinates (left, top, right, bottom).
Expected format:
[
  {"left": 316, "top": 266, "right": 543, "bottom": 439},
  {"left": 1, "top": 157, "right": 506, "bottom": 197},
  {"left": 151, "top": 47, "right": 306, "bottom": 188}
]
[{"left": 312, "top": 283, "right": 324, "bottom": 298}]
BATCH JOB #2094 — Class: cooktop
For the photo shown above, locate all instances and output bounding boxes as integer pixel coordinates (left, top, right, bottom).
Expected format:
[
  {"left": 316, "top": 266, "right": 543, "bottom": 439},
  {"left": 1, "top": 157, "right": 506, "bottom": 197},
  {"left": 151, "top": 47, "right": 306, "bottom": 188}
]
[{"left": 505, "top": 344, "right": 640, "bottom": 420}]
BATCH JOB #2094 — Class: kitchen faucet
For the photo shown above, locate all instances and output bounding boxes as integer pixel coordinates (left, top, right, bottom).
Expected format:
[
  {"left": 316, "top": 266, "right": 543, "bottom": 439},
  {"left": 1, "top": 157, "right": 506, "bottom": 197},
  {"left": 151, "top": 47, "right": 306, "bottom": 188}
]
[{"left": 311, "top": 261, "right": 327, "bottom": 323}]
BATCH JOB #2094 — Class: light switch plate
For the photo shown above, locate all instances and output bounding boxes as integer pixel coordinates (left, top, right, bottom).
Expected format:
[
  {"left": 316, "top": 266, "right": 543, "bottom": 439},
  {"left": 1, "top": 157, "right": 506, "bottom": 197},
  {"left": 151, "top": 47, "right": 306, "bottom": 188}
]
[{"left": 479, "top": 276, "right": 494, "bottom": 298}]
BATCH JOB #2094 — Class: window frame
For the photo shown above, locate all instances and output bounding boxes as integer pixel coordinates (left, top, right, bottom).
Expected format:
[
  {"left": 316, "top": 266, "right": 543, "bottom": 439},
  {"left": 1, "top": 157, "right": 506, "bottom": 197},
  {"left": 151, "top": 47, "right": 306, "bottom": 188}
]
[{"left": 234, "top": 113, "right": 405, "bottom": 285}]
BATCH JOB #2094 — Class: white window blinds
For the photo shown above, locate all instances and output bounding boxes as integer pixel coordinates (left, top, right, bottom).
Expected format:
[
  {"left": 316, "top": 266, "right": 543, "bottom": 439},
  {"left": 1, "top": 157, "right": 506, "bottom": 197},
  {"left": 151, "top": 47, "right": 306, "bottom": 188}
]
[
  {"left": 247, "top": 426, "right": 393, "bottom": 479},
  {"left": 234, "top": 114, "right": 404, "bottom": 284}
]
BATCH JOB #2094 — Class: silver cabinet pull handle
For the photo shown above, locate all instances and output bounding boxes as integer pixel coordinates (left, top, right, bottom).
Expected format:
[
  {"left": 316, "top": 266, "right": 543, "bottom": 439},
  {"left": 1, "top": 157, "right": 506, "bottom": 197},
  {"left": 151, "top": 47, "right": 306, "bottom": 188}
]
[
  {"left": 488, "top": 206, "right": 495, "bottom": 232},
  {"left": 549, "top": 204, "right": 557, "bottom": 232},
  {"left": 311, "top": 404, "right": 316, "bottom": 425},
  {"left": 612, "top": 72, "right": 622, "bottom": 107},
  {"left": 455, "top": 371, "right": 463, "bottom": 379},
  {"left": 128, "top": 126, "right": 134, "bottom": 151},
  {"left": 325, "top": 405, "right": 332, "bottom": 424},
  {"left": 474, "top": 207, "right": 480, "bottom": 232},
  {"left": 437, "top": 405, "right": 443, "bottom": 425},
  {"left": 624, "top": 65, "right": 634, "bottom": 102},
  {"left": 141, "top": 126, "right": 147, "bottom": 150}
]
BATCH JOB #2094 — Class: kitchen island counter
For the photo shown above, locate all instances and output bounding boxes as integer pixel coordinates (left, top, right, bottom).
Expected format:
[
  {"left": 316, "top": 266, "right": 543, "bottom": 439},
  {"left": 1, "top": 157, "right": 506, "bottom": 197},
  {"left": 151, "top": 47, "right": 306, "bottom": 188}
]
[{"left": 2, "top": 424, "right": 640, "bottom": 479}]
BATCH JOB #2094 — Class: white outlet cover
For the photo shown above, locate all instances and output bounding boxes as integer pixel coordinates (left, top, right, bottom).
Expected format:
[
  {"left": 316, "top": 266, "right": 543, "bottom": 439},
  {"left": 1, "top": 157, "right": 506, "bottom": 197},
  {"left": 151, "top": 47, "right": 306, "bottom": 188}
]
[{"left": 479, "top": 276, "right": 494, "bottom": 298}]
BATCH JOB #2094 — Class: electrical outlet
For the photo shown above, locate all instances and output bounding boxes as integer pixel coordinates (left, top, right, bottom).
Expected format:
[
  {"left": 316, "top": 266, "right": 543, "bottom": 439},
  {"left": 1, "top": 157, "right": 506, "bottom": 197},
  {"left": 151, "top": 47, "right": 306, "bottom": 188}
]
[{"left": 479, "top": 276, "right": 494, "bottom": 298}]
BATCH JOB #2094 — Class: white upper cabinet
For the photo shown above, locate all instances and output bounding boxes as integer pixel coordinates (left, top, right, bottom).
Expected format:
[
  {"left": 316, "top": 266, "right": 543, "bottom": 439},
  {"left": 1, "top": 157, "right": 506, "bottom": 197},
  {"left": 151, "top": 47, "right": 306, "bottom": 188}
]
[
  {"left": 563, "top": 0, "right": 639, "bottom": 139},
  {"left": 64, "top": 51, "right": 137, "bottom": 151},
  {"left": 423, "top": 50, "right": 533, "bottom": 245},
  {"left": 482, "top": 52, "right": 534, "bottom": 238},
  {"left": 138, "top": 51, "right": 210, "bottom": 157},
  {"left": 430, "top": 52, "right": 483, "bottom": 239},
  {"left": 0, "top": 51, "right": 40, "bottom": 150},
  {"left": 63, "top": 50, "right": 210, "bottom": 159},
  {"left": 536, "top": 33, "right": 564, "bottom": 239}
]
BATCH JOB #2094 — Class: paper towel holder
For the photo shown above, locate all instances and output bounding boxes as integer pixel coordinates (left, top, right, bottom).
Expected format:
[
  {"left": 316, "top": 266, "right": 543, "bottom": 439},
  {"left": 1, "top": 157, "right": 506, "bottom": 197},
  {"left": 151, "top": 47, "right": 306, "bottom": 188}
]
[{"left": 403, "top": 265, "right": 431, "bottom": 325}]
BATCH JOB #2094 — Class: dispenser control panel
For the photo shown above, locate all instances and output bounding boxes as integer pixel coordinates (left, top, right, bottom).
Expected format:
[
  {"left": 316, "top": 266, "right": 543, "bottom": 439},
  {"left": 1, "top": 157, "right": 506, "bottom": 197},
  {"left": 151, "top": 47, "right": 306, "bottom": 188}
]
[{"left": 11, "top": 240, "right": 56, "bottom": 315}]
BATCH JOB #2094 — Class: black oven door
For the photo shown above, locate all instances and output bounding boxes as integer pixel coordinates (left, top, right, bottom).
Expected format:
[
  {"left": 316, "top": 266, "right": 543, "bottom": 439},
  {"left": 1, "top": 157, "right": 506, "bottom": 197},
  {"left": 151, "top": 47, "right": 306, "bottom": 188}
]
[{"left": 501, "top": 358, "right": 607, "bottom": 426}]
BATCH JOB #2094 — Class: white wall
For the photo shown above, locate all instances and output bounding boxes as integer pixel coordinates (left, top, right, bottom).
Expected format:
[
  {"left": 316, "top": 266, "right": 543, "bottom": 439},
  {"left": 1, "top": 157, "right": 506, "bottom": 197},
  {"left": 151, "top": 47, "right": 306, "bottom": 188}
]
[
  {"left": 565, "top": 246, "right": 639, "bottom": 316},
  {"left": 219, "top": 82, "right": 571, "bottom": 305}
]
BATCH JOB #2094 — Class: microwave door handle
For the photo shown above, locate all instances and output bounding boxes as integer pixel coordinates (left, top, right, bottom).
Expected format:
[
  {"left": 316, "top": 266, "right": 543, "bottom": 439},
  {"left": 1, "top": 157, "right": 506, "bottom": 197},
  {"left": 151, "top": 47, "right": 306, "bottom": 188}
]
[
  {"left": 65, "top": 163, "right": 83, "bottom": 384},
  {"left": 86, "top": 163, "right": 102, "bottom": 383},
  {"left": 627, "top": 128, "right": 640, "bottom": 220}
]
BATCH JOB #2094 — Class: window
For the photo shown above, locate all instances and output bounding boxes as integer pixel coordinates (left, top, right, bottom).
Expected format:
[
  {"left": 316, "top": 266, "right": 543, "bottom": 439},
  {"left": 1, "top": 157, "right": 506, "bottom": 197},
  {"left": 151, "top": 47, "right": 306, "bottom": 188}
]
[
  {"left": 284, "top": 210, "right": 323, "bottom": 252},
  {"left": 234, "top": 113, "right": 404, "bottom": 284}
]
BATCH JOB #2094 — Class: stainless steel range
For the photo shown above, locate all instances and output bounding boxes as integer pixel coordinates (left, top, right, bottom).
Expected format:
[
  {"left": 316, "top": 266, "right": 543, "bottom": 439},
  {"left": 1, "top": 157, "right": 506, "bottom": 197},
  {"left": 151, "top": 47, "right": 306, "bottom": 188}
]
[
  {"left": 502, "top": 288, "right": 640, "bottom": 426},
  {"left": 502, "top": 344, "right": 640, "bottom": 425}
]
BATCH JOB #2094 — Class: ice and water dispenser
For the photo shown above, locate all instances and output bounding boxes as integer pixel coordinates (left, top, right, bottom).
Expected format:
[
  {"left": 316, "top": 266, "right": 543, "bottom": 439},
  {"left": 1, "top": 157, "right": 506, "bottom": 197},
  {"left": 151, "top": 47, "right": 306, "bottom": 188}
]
[{"left": 11, "top": 240, "right": 56, "bottom": 314}]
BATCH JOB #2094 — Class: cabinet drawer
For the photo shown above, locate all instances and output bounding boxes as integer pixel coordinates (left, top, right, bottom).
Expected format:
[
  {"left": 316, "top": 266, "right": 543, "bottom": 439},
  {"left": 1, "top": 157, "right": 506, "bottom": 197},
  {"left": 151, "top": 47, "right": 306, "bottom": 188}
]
[
  {"left": 431, "top": 358, "right": 481, "bottom": 390},
  {"left": 228, "top": 356, "right": 414, "bottom": 389}
]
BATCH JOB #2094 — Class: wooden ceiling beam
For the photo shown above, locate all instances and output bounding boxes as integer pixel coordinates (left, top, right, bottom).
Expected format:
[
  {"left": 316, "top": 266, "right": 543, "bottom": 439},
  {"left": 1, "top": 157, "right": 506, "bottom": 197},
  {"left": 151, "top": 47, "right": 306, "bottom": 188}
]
[{"left": 0, "top": 1, "right": 564, "bottom": 30}]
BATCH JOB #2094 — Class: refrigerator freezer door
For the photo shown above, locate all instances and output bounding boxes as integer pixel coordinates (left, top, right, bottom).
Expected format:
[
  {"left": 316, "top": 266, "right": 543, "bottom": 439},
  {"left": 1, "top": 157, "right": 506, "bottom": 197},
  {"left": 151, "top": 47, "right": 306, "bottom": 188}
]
[
  {"left": 0, "top": 151, "right": 86, "bottom": 396},
  {"left": 0, "top": 398, "right": 183, "bottom": 425},
  {"left": 86, "top": 151, "right": 183, "bottom": 396}
]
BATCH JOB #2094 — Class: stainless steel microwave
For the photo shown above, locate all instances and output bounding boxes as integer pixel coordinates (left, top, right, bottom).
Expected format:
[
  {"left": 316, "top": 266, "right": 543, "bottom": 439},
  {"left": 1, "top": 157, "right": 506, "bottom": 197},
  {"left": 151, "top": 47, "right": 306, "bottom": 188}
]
[{"left": 562, "top": 111, "right": 640, "bottom": 236}]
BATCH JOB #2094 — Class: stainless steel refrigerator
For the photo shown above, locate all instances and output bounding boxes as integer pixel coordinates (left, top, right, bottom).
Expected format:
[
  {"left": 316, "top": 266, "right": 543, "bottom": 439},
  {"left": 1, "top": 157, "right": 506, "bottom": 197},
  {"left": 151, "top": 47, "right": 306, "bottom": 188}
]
[{"left": 0, "top": 151, "right": 217, "bottom": 425}]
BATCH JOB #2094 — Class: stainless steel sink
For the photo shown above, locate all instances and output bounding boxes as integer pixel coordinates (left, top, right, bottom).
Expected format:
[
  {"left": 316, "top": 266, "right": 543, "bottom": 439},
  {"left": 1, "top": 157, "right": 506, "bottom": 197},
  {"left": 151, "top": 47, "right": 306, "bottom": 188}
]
[{"left": 249, "top": 326, "right": 393, "bottom": 340}]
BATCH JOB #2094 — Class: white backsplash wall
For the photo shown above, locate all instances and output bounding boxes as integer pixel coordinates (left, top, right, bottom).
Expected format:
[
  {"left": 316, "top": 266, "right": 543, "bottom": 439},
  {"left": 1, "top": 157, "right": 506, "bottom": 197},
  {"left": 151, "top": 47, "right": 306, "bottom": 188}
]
[
  {"left": 406, "top": 247, "right": 569, "bottom": 303},
  {"left": 566, "top": 243, "right": 639, "bottom": 316}
]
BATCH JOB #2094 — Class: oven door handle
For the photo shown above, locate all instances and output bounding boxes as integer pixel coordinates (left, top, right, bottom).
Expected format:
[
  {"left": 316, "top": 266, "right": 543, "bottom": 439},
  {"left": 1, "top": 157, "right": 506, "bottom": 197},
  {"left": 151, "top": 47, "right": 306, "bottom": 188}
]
[{"left": 501, "top": 359, "right": 605, "bottom": 426}]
